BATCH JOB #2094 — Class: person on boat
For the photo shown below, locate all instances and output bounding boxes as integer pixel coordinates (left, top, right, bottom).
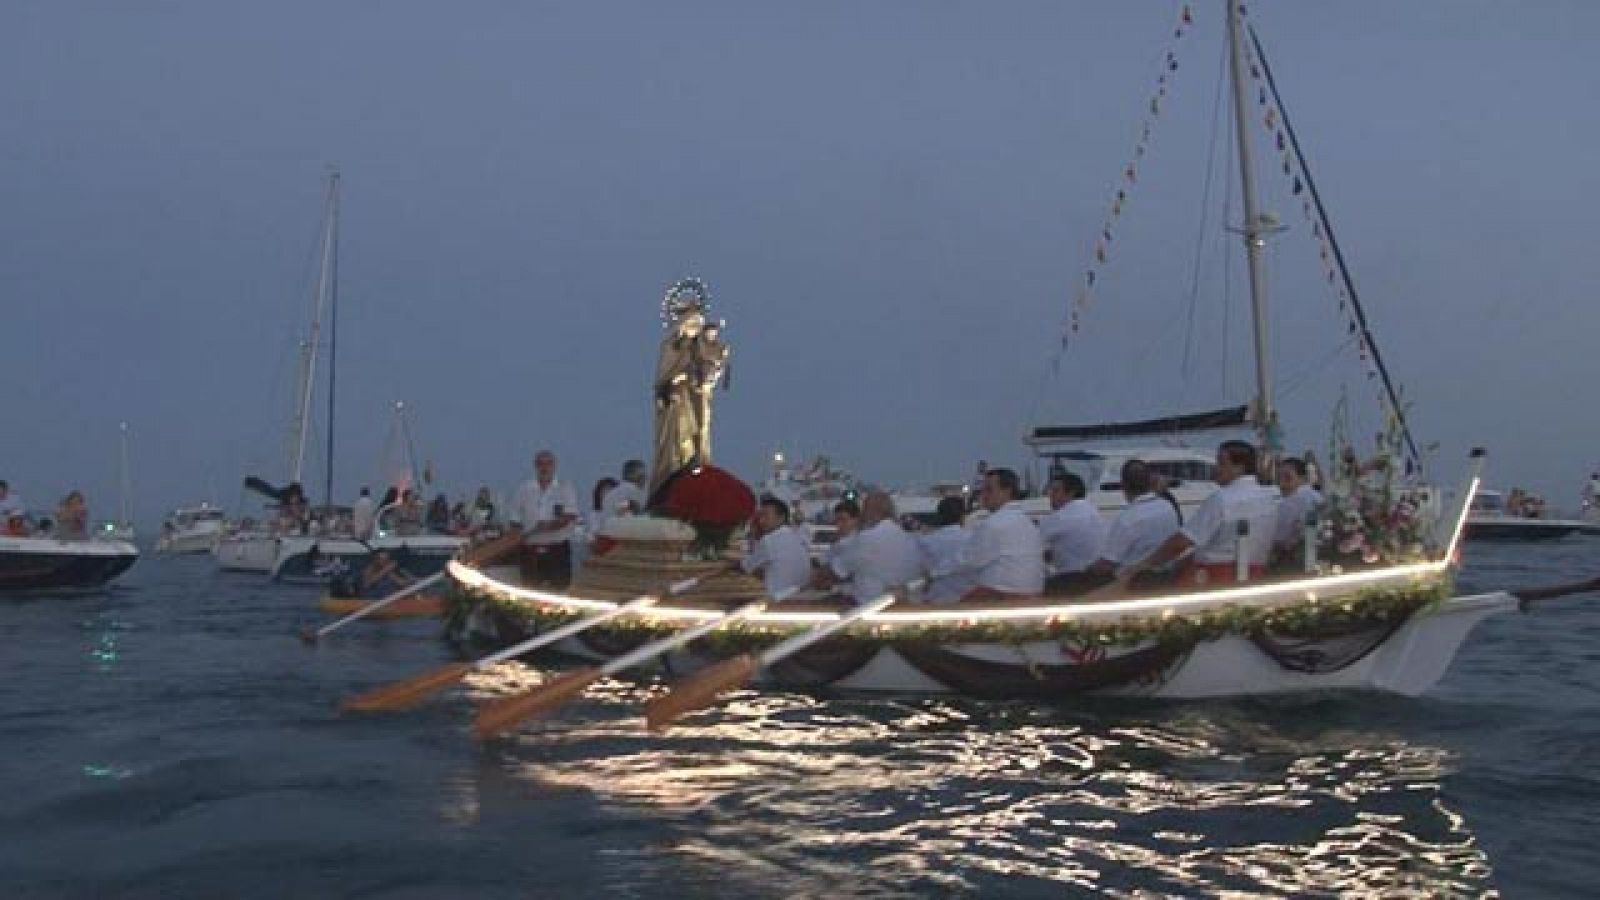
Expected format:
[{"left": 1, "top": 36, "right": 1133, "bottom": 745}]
[
  {"left": 953, "top": 468, "right": 1045, "bottom": 600},
  {"left": 0, "top": 480, "right": 28, "bottom": 535},
  {"left": 1272, "top": 457, "right": 1323, "bottom": 565},
  {"left": 817, "top": 491, "right": 922, "bottom": 606},
  {"left": 55, "top": 491, "right": 89, "bottom": 540},
  {"left": 426, "top": 493, "right": 452, "bottom": 534},
  {"left": 468, "top": 486, "right": 497, "bottom": 533},
  {"left": 588, "top": 477, "right": 619, "bottom": 539},
  {"left": 509, "top": 449, "right": 579, "bottom": 588},
  {"left": 1121, "top": 441, "right": 1279, "bottom": 588},
  {"left": 359, "top": 550, "right": 415, "bottom": 595},
  {"left": 1088, "top": 460, "right": 1182, "bottom": 583},
  {"left": 1039, "top": 472, "right": 1109, "bottom": 595},
  {"left": 351, "top": 486, "right": 376, "bottom": 540},
  {"left": 603, "top": 459, "right": 648, "bottom": 524},
  {"left": 279, "top": 482, "right": 309, "bottom": 534},
  {"left": 822, "top": 498, "right": 862, "bottom": 571},
  {"left": 394, "top": 489, "right": 424, "bottom": 536},
  {"left": 735, "top": 495, "right": 812, "bottom": 598},
  {"left": 918, "top": 495, "right": 975, "bottom": 601}
]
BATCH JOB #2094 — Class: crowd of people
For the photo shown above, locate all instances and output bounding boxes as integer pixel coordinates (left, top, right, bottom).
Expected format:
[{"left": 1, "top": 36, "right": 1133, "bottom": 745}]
[
  {"left": 734, "top": 440, "right": 1326, "bottom": 604},
  {"left": 0, "top": 479, "right": 95, "bottom": 540}
]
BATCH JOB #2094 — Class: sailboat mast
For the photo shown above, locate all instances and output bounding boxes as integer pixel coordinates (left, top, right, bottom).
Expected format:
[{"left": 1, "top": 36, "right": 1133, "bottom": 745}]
[
  {"left": 289, "top": 172, "right": 339, "bottom": 487},
  {"left": 118, "top": 421, "right": 131, "bottom": 527},
  {"left": 1225, "top": 0, "right": 1275, "bottom": 445},
  {"left": 323, "top": 169, "right": 341, "bottom": 511}
]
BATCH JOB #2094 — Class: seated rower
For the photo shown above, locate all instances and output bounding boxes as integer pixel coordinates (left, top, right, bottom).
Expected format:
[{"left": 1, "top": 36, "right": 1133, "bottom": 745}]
[
  {"left": 817, "top": 491, "right": 922, "bottom": 606},
  {"left": 360, "top": 550, "right": 416, "bottom": 595},
  {"left": 1086, "top": 459, "right": 1181, "bottom": 586},
  {"left": 821, "top": 498, "right": 862, "bottom": 571},
  {"left": 1272, "top": 456, "right": 1323, "bottom": 566},
  {"left": 1039, "top": 472, "right": 1109, "bottom": 595},
  {"left": 1120, "top": 440, "right": 1278, "bottom": 588},
  {"left": 734, "top": 495, "right": 812, "bottom": 598},
  {"left": 955, "top": 468, "right": 1044, "bottom": 601},
  {"left": 918, "top": 496, "right": 975, "bottom": 601}
]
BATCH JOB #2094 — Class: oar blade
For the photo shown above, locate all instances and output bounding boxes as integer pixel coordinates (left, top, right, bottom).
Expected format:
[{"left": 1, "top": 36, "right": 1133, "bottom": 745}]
[
  {"left": 645, "top": 654, "right": 758, "bottom": 733},
  {"left": 472, "top": 667, "right": 601, "bottom": 740},
  {"left": 341, "top": 662, "right": 473, "bottom": 714}
]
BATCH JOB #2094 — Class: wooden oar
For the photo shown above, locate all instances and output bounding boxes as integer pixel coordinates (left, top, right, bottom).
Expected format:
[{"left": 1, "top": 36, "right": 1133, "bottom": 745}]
[
  {"left": 1514, "top": 573, "right": 1600, "bottom": 612},
  {"left": 339, "top": 575, "right": 708, "bottom": 713},
  {"left": 646, "top": 591, "right": 898, "bottom": 732},
  {"left": 473, "top": 593, "right": 788, "bottom": 740},
  {"left": 299, "top": 530, "right": 520, "bottom": 645}
]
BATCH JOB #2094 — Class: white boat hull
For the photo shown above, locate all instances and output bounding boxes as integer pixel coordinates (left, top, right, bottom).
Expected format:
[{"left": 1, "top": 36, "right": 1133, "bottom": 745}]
[{"left": 212, "top": 533, "right": 278, "bottom": 572}]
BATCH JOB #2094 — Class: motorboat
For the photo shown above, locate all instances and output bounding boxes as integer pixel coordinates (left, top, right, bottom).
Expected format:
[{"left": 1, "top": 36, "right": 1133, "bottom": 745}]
[
  {"left": 155, "top": 504, "right": 227, "bottom": 555},
  {"left": 0, "top": 530, "right": 138, "bottom": 593},
  {"left": 1463, "top": 489, "right": 1584, "bottom": 542}
]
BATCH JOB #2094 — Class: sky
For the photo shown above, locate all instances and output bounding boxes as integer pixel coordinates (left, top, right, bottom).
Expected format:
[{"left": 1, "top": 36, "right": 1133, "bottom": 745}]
[{"left": 2, "top": 1, "right": 1596, "bottom": 527}]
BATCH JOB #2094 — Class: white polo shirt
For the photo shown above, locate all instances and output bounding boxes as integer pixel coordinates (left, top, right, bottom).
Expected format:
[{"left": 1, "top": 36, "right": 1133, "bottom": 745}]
[
  {"left": 604, "top": 481, "right": 647, "bottom": 520},
  {"left": 958, "top": 501, "right": 1044, "bottom": 595},
  {"left": 918, "top": 523, "right": 975, "bottom": 601},
  {"left": 1037, "top": 498, "right": 1107, "bottom": 575},
  {"left": 510, "top": 477, "right": 580, "bottom": 545},
  {"left": 830, "top": 519, "right": 924, "bottom": 604},
  {"left": 1274, "top": 484, "right": 1324, "bottom": 547},
  {"left": 740, "top": 525, "right": 813, "bottom": 597},
  {"left": 1182, "top": 478, "right": 1280, "bottom": 564},
  {"left": 1101, "top": 492, "right": 1182, "bottom": 574}
]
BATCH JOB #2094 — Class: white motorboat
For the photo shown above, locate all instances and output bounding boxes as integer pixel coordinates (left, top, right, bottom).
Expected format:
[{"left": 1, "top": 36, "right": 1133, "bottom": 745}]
[
  {"left": 155, "top": 504, "right": 227, "bottom": 555},
  {"left": 0, "top": 532, "right": 138, "bottom": 594},
  {"left": 1463, "top": 489, "right": 1584, "bottom": 542}
]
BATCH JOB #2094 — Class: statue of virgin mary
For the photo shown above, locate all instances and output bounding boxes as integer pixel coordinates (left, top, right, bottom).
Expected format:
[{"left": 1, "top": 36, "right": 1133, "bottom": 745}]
[{"left": 649, "top": 278, "right": 730, "bottom": 498}]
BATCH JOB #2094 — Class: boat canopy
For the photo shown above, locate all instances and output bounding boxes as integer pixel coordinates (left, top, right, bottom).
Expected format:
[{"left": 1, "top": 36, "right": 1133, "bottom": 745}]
[{"left": 1025, "top": 404, "right": 1251, "bottom": 448}]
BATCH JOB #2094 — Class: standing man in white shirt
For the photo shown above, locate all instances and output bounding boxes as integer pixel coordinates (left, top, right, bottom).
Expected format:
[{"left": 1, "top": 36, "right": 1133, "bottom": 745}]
[
  {"left": 509, "top": 449, "right": 580, "bottom": 588},
  {"left": 1090, "top": 459, "right": 1181, "bottom": 583},
  {"left": 822, "top": 491, "right": 923, "bottom": 606},
  {"left": 1122, "top": 441, "right": 1279, "bottom": 587},
  {"left": 1272, "top": 456, "right": 1323, "bottom": 565},
  {"left": 918, "top": 496, "right": 975, "bottom": 601},
  {"left": 956, "top": 468, "right": 1045, "bottom": 599},
  {"left": 735, "top": 495, "right": 812, "bottom": 598},
  {"left": 0, "top": 480, "right": 25, "bottom": 519},
  {"left": 351, "top": 486, "right": 376, "bottom": 540},
  {"left": 1038, "top": 471, "right": 1108, "bottom": 594}
]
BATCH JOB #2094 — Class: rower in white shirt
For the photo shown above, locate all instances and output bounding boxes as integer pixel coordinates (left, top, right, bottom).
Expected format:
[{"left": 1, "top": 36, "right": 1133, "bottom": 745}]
[
  {"left": 599, "top": 459, "right": 649, "bottom": 532},
  {"left": 1038, "top": 471, "right": 1108, "bottom": 594},
  {"left": 735, "top": 495, "right": 813, "bottom": 598},
  {"left": 955, "top": 468, "right": 1044, "bottom": 599},
  {"left": 822, "top": 491, "right": 923, "bottom": 606},
  {"left": 1088, "top": 459, "right": 1181, "bottom": 582},
  {"left": 822, "top": 498, "right": 863, "bottom": 572},
  {"left": 918, "top": 496, "right": 975, "bottom": 601},
  {"left": 1122, "top": 441, "right": 1279, "bottom": 588},
  {"left": 1272, "top": 456, "right": 1324, "bottom": 564},
  {"left": 508, "top": 449, "right": 580, "bottom": 588}
]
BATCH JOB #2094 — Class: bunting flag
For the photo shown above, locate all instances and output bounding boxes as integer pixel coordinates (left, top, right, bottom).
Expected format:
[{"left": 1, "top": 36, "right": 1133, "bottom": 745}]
[{"left": 1058, "top": 4, "right": 1194, "bottom": 351}]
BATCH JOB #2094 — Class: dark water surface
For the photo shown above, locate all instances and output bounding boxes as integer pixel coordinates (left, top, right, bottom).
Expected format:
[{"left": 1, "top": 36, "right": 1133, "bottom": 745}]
[{"left": 3, "top": 543, "right": 1597, "bottom": 898}]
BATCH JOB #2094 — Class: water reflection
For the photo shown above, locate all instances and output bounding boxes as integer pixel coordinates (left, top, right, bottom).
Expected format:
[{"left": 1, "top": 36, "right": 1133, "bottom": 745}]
[{"left": 467, "top": 677, "right": 1494, "bottom": 896}]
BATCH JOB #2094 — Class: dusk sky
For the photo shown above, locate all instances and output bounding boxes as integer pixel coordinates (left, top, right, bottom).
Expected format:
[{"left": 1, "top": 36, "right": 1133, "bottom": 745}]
[{"left": 3, "top": 1, "right": 1595, "bottom": 526}]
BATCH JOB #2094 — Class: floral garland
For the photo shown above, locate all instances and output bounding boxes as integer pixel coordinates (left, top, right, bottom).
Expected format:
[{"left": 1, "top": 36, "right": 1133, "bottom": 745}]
[{"left": 447, "top": 577, "right": 1449, "bottom": 655}]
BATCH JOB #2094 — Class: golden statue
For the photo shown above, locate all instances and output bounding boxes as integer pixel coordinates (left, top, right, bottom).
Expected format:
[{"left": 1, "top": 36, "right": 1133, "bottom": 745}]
[{"left": 649, "top": 279, "right": 730, "bottom": 498}]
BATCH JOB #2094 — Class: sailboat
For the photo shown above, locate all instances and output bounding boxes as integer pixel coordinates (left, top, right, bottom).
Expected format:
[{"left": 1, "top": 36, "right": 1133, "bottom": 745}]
[
  {"left": 423, "top": 1, "right": 1592, "bottom": 709},
  {"left": 214, "top": 170, "right": 343, "bottom": 577}
]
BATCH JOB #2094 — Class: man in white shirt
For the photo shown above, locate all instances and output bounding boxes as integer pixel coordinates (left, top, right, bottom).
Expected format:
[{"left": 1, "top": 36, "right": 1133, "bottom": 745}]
[
  {"left": 823, "top": 491, "right": 923, "bottom": 605},
  {"left": 1123, "top": 441, "right": 1279, "bottom": 587},
  {"left": 600, "top": 459, "right": 648, "bottom": 530},
  {"left": 919, "top": 496, "right": 975, "bottom": 601},
  {"left": 1090, "top": 459, "right": 1181, "bottom": 581},
  {"left": 822, "top": 498, "right": 863, "bottom": 573},
  {"left": 0, "top": 480, "right": 25, "bottom": 519},
  {"left": 1039, "top": 472, "right": 1108, "bottom": 594},
  {"left": 509, "top": 449, "right": 580, "bottom": 588},
  {"left": 955, "top": 468, "right": 1044, "bottom": 598},
  {"left": 1272, "top": 456, "right": 1324, "bottom": 565},
  {"left": 736, "top": 495, "right": 812, "bottom": 598},
  {"left": 351, "top": 486, "right": 376, "bottom": 540}
]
